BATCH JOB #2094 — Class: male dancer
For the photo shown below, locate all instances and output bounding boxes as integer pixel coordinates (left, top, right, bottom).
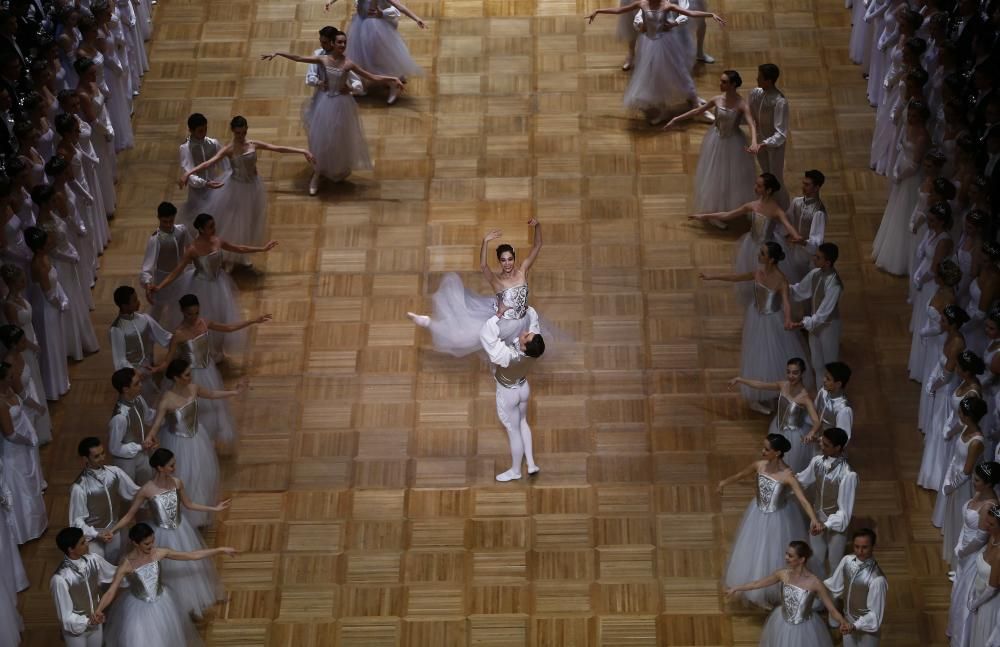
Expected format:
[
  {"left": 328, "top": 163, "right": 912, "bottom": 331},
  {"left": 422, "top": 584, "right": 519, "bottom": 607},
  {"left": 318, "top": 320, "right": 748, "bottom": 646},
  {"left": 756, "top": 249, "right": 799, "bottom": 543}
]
[
  {"left": 51, "top": 527, "right": 116, "bottom": 647},
  {"left": 809, "top": 361, "right": 854, "bottom": 444},
  {"left": 824, "top": 528, "right": 888, "bottom": 646},
  {"left": 178, "top": 112, "right": 225, "bottom": 226},
  {"left": 107, "top": 368, "right": 156, "bottom": 485},
  {"left": 789, "top": 242, "right": 843, "bottom": 388},
  {"left": 109, "top": 285, "right": 171, "bottom": 403},
  {"left": 748, "top": 63, "right": 789, "bottom": 208},
  {"left": 68, "top": 437, "right": 140, "bottom": 563},
  {"left": 480, "top": 300, "right": 545, "bottom": 482},
  {"left": 781, "top": 169, "right": 827, "bottom": 283},
  {"left": 139, "top": 201, "right": 192, "bottom": 326},
  {"left": 797, "top": 427, "right": 858, "bottom": 577}
]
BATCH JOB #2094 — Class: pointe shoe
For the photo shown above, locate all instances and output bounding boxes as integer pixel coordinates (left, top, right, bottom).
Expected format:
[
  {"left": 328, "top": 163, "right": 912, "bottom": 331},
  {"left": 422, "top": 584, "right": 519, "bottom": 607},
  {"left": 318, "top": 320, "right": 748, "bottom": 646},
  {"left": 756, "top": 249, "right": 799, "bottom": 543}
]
[
  {"left": 622, "top": 57, "right": 633, "bottom": 71},
  {"left": 496, "top": 469, "right": 522, "bottom": 482},
  {"left": 696, "top": 52, "right": 715, "bottom": 64},
  {"left": 309, "top": 172, "right": 320, "bottom": 196},
  {"left": 527, "top": 465, "right": 540, "bottom": 476},
  {"left": 387, "top": 86, "right": 400, "bottom": 105},
  {"left": 407, "top": 312, "right": 431, "bottom": 328}
]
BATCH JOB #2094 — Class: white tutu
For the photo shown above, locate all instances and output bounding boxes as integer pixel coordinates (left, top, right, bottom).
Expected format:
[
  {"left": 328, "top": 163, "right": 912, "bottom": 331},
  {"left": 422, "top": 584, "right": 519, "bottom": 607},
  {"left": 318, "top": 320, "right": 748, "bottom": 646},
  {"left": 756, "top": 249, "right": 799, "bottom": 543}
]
[
  {"left": 304, "top": 92, "right": 373, "bottom": 179},
  {"left": 425, "top": 273, "right": 531, "bottom": 357},
  {"left": 187, "top": 271, "right": 246, "bottom": 357},
  {"left": 738, "top": 302, "right": 809, "bottom": 403},
  {"left": 622, "top": 30, "right": 697, "bottom": 114},
  {"left": 723, "top": 500, "right": 808, "bottom": 609},
  {"left": 693, "top": 112, "right": 756, "bottom": 213},
  {"left": 158, "top": 429, "right": 220, "bottom": 528},
  {"left": 757, "top": 606, "right": 834, "bottom": 647},
  {"left": 872, "top": 174, "right": 922, "bottom": 276},
  {"left": 347, "top": 15, "right": 422, "bottom": 78},
  {"left": 105, "top": 579, "right": 203, "bottom": 647},
  {"left": 191, "top": 362, "right": 236, "bottom": 447},
  {"left": 155, "top": 521, "right": 224, "bottom": 617},
  {"left": 206, "top": 175, "right": 266, "bottom": 264}
]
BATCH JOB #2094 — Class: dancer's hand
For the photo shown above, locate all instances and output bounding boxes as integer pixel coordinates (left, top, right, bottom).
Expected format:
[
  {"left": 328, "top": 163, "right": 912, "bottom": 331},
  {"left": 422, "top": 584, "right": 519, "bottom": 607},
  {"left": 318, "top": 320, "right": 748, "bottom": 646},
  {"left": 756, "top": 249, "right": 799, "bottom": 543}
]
[
  {"left": 207, "top": 181, "right": 224, "bottom": 189},
  {"left": 234, "top": 379, "right": 250, "bottom": 394},
  {"left": 809, "top": 520, "right": 825, "bottom": 535},
  {"left": 723, "top": 587, "right": 739, "bottom": 599},
  {"left": 254, "top": 314, "right": 273, "bottom": 324},
  {"left": 177, "top": 174, "right": 191, "bottom": 188},
  {"left": 263, "top": 240, "right": 279, "bottom": 251},
  {"left": 727, "top": 377, "right": 741, "bottom": 389},
  {"left": 662, "top": 117, "right": 681, "bottom": 131},
  {"left": 496, "top": 295, "right": 510, "bottom": 318},
  {"left": 687, "top": 213, "right": 705, "bottom": 221},
  {"left": 218, "top": 547, "right": 239, "bottom": 557},
  {"left": 260, "top": 52, "right": 276, "bottom": 61},
  {"left": 484, "top": 229, "right": 502, "bottom": 242},
  {"left": 585, "top": 11, "right": 598, "bottom": 23},
  {"left": 324, "top": 0, "right": 337, "bottom": 10},
  {"left": 710, "top": 12, "right": 725, "bottom": 25},
  {"left": 213, "top": 499, "right": 232, "bottom": 512},
  {"left": 527, "top": 218, "right": 538, "bottom": 227},
  {"left": 716, "top": 480, "right": 726, "bottom": 493},
  {"left": 840, "top": 623, "right": 855, "bottom": 635},
  {"left": 416, "top": 18, "right": 426, "bottom": 28},
  {"left": 698, "top": 272, "right": 712, "bottom": 281},
  {"left": 745, "top": 143, "right": 761, "bottom": 154},
  {"left": 304, "top": 151, "right": 316, "bottom": 165}
]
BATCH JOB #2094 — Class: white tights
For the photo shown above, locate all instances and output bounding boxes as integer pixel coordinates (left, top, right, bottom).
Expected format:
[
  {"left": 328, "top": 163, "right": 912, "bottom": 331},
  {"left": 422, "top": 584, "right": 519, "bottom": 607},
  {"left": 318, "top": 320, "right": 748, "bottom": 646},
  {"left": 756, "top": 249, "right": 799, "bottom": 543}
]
[{"left": 495, "top": 380, "right": 536, "bottom": 476}]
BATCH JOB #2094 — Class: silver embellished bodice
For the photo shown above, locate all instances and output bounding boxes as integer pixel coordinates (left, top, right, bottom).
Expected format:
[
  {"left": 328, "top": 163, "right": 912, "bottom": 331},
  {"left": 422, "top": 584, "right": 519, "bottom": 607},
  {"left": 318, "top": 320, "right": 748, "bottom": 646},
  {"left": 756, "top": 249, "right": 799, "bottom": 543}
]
[
  {"left": 230, "top": 150, "right": 258, "bottom": 183},
  {"left": 148, "top": 488, "right": 181, "bottom": 530},
  {"left": 124, "top": 560, "right": 164, "bottom": 602},
  {"left": 749, "top": 210, "right": 775, "bottom": 246},
  {"left": 323, "top": 64, "right": 347, "bottom": 96},
  {"left": 713, "top": 105, "right": 744, "bottom": 138},
  {"left": 181, "top": 332, "right": 211, "bottom": 370},
  {"left": 153, "top": 227, "right": 186, "bottom": 278},
  {"left": 780, "top": 582, "right": 817, "bottom": 625},
  {"left": 775, "top": 394, "right": 808, "bottom": 432},
  {"left": 641, "top": 8, "right": 673, "bottom": 38},
  {"left": 495, "top": 284, "right": 529, "bottom": 320},
  {"left": 192, "top": 250, "right": 223, "bottom": 282},
  {"left": 753, "top": 282, "right": 783, "bottom": 316},
  {"left": 754, "top": 473, "right": 787, "bottom": 513},
  {"left": 165, "top": 399, "right": 199, "bottom": 439}
]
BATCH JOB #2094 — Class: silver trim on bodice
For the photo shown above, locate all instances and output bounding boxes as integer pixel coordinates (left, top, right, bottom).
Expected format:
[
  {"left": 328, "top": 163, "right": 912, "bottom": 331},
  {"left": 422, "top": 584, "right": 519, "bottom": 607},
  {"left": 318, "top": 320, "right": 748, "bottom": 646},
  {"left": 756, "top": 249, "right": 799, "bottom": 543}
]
[
  {"left": 192, "top": 250, "right": 223, "bottom": 282},
  {"left": 165, "top": 399, "right": 199, "bottom": 439},
  {"left": 148, "top": 488, "right": 181, "bottom": 530},
  {"left": 124, "top": 560, "right": 164, "bottom": 602},
  {"left": 780, "top": 582, "right": 817, "bottom": 625},
  {"left": 494, "top": 284, "right": 529, "bottom": 320}
]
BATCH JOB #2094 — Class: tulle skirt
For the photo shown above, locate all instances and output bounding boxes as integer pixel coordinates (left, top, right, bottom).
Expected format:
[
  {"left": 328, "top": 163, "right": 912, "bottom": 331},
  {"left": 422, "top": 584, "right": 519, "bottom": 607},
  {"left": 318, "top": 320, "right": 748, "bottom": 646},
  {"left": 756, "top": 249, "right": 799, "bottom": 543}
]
[
  {"left": 187, "top": 274, "right": 246, "bottom": 357},
  {"left": 758, "top": 608, "right": 834, "bottom": 647},
  {"left": 158, "top": 428, "right": 219, "bottom": 528},
  {"left": 739, "top": 307, "right": 809, "bottom": 403},
  {"left": 206, "top": 177, "right": 267, "bottom": 265},
  {"left": 872, "top": 174, "right": 922, "bottom": 276},
  {"left": 147, "top": 268, "right": 194, "bottom": 332},
  {"left": 622, "top": 31, "right": 696, "bottom": 114},
  {"left": 616, "top": 0, "right": 639, "bottom": 42},
  {"left": 154, "top": 521, "right": 224, "bottom": 617},
  {"left": 105, "top": 584, "right": 203, "bottom": 647},
  {"left": 192, "top": 363, "right": 236, "bottom": 447},
  {"left": 304, "top": 92, "right": 373, "bottom": 179},
  {"left": 426, "top": 273, "right": 531, "bottom": 357},
  {"left": 346, "top": 16, "right": 423, "bottom": 78},
  {"left": 693, "top": 128, "right": 756, "bottom": 213},
  {"left": 724, "top": 500, "right": 808, "bottom": 609}
]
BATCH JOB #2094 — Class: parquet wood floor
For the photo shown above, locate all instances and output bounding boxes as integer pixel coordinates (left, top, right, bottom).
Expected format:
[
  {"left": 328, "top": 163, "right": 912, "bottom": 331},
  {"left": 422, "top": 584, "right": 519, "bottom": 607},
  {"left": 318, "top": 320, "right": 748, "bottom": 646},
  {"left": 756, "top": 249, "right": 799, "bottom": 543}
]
[{"left": 14, "top": 0, "right": 941, "bottom": 644}]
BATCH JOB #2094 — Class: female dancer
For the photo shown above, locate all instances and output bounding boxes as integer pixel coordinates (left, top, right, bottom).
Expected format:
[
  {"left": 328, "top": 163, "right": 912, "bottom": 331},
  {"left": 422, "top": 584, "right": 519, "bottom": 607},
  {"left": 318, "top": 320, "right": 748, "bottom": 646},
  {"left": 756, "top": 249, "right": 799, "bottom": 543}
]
[
  {"left": 688, "top": 174, "right": 801, "bottom": 280},
  {"left": 725, "top": 540, "right": 849, "bottom": 645},
  {"left": 920, "top": 349, "right": 983, "bottom": 491},
  {"left": 179, "top": 116, "right": 312, "bottom": 265},
  {"left": 947, "top": 462, "right": 999, "bottom": 644},
  {"left": 934, "top": 395, "right": 988, "bottom": 566},
  {"left": 908, "top": 202, "right": 954, "bottom": 379},
  {"left": 54, "top": 112, "right": 110, "bottom": 254},
  {"left": 730, "top": 357, "right": 820, "bottom": 472},
  {"left": 94, "top": 523, "right": 236, "bottom": 647},
  {"left": 718, "top": 435, "right": 819, "bottom": 609},
  {"left": 261, "top": 32, "right": 404, "bottom": 192},
  {"left": 57, "top": 89, "right": 113, "bottom": 241},
  {"left": 955, "top": 210, "right": 987, "bottom": 309},
  {"left": 144, "top": 359, "right": 241, "bottom": 527},
  {"left": 408, "top": 219, "right": 542, "bottom": 357},
  {"left": 588, "top": 1, "right": 723, "bottom": 125},
  {"left": 0, "top": 326, "right": 51, "bottom": 446},
  {"left": 963, "top": 238, "right": 1000, "bottom": 357},
  {"left": 919, "top": 304, "right": 968, "bottom": 433},
  {"left": 666, "top": 71, "right": 758, "bottom": 216},
  {"left": 73, "top": 57, "right": 117, "bottom": 221},
  {"left": 963, "top": 505, "right": 1000, "bottom": 646},
  {"left": 151, "top": 213, "right": 276, "bottom": 358},
  {"left": 330, "top": 0, "right": 424, "bottom": 105},
  {"left": 0, "top": 360, "right": 47, "bottom": 544},
  {"left": 159, "top": 294, "right": 270, "bottom": 447},
  {"left": 24, "top": 228, "right": 70, "bottom": 401},
  {"left": 1, "top": 266, "right": 51, "bottom": 435},
  {"left": 108, "top": 449, "right": 230, "bottom": 618},
  {"left": 90, "top": 0, "right": 135, "bottom": 152},
  {"left": 872, "top": 99, "right": 932, "bottom": 275},
  {"left": 701, "top": 242, "right": 808, "bottom": 414}
]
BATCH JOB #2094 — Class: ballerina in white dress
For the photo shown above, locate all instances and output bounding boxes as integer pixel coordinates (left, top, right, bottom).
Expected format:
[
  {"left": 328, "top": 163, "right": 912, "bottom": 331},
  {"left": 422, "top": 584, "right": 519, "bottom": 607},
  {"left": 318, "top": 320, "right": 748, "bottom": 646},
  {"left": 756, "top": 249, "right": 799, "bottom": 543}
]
[
  {"left": 261, "top": 33, "right": 404, "bottom": 193},
  {"left": 108, "top": 449, "right": 232, "bottom": 618},
  {"left": 666, "top": 71, "right": 760, "bottom": 213},
  {"left": 179, "top": 116, "right": 313, "bottom": 266},
  {"left": 0, "top": 325, "right": 53, "bottom": 446},
  {"left": 963, "top": 507, "right": 1000, "bottom": 647},
  {"left": 94, "top": 522, "right": 236, "bottom": 647},
  {"left": 725, "top": 540, "right": 849, "bottom": 645},
  {"left": 920, "top": 350, "right": 983, "bottom": 491},
  {"left": 588, "top": 0, "right": 723, "bottom": 125},
  {"left": 934, "top": 395, "right": 987, "bottom": 559},
  {"left": 0, "top": 361, "right": 47, "bottom": 544},
  {"left": 731, "top": 358, "right": 821, "bottom": 472},
  {"left": 409, "top": 219, "right": 543, "bottom": 356},
  {"left": 718, "top": 435, "right": 821, "bottom": 609},
  {"left": 918, "top": 304, "right": 967, "bottom": 433},
  {"left": 908, "top": 202, "right": 954, "bottom": 379},
  {"left": 24, "top": 228, "right": 71, "bottom": 401},
  {"left": 701, "top": 242, "right": 809, "bottom": 413}
]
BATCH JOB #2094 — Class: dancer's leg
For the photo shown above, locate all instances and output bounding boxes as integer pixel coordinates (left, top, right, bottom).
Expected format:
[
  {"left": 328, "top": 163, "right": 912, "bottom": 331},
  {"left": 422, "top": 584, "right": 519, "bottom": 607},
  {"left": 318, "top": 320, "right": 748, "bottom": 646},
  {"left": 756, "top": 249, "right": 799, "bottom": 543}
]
[
  {"left": 517, "top": 382, "right": 538, "bottom": 473},
  {"left": 496, "top": 384, "right": 524, "bottom": 481}
]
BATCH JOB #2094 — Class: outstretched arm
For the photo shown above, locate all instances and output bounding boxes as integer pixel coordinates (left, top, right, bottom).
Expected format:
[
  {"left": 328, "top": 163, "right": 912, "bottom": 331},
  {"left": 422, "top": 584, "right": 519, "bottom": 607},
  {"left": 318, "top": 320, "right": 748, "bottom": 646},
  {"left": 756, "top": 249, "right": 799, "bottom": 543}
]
[
  {"left": 729, "top": 376, "right": 781, "bottom": 392},
  {"left": 162, "top": 546, "right": 239, "bottom": 561},
  {"left": 689, "top": 201, "right": 752, "bottom": 223},
  {"left": 219, "top": 239, "right": 279, "bottom": 255},
  {"left": 664, "top": 99, "right": 715, "bottom": 130},
  {"left": 261, "top": 51, "right": 324, "bottom": 65},
  {"left": 480, "top": 229, "right": 502, "bottom": 284},
  {"left": 725, "top": 570, "right": 782, "bottom": 595},
  {"left": 344, "top": 59, "right": 405, "bottom": 87},
  {"left": 667, "top": 3, "right": 724, "bottom": 23},
  {"left": 717, "top": 461, "right": 758, "bottom": 493},
  {"left": 586, "top": 2, "right": 641, "bottom": 21},
  {"left": 519, "top": 219, "right": 542, "bottom": 274},
  {"left": 207, "top": 314, "right": 272, "bottom": 333},
  {"left": 193, "top": 380, "right": 248, "bottom": 400},
  {"left": 152, "top": 247, "right": 195, "bottom": 292},
  {"left": 250, "top": 140, "right": 316, "bottom": 165},
  {"left": 385, "top": 0, "right": 426, "bottom": 26},
  {"left": 176, "top": 479, "right": 232, "bottom": 513},
  {"left": 699, "top": 271, "right": 754, "bottom": 283}
]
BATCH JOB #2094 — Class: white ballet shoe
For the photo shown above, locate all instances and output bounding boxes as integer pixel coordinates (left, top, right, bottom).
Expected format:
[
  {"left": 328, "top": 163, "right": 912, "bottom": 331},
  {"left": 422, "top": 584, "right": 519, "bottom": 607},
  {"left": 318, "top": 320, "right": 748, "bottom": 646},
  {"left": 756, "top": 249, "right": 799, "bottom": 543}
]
[
  {"left": 495, "top": 469, "right": 522, "bottom": 482},
  {"left": 696, "top": 52, "right": 715, "bottom": 63},
  {"left": 407, "top": 312, "right": 431, "bottom": 328},
  {"left": 622, "top": 57, "right": 633, "bottom": 71},
  {"left": 527, "top": 465, "right": 540, "bottom": 476},
  {"left": 309, "top": 172, "right": 320, "bottom": 196},
  {"left": 387, "top": 86, "right": 400, "bottom": 105}
]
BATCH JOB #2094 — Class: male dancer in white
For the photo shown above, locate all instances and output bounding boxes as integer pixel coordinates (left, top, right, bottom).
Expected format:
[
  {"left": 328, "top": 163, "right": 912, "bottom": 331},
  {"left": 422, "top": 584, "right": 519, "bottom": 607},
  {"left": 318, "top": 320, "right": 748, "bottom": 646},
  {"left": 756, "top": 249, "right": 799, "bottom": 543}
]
[
  {"left": 139, "top": 202, "right": 192, "bottom": 326},
  {"left": 178, "top": 112, "right": 226, "bottom": 226},
  {"left": 824, "top": 528, "right": 887, "bottom": 647},
  {"left": 796, "top": 427, "right": 858, "bottom": 577},
  {"left": 689, "top": 0, "right": 714, "bottom": 63},
  {"left": 68, "top": 437, "right": 140, "bottom": 563},
  {"left": 480, "top": 300, "right": 545, "bottom": 482},
  {"left": 781, "top": 169, "right": 827, "bottom": 283},
  {"left": 107, "top": 368, "right": 156, "bottom": 485},
  {"left": 747, "top": 63, "right": 790, "bottom": 208},
  {"left": 807, "top": 361, "right": 854, "bottom": 444},
  {"left": 109, "top": 285, "right": 171, "bottom": 404},
  {"left": 51, "top": 527, "right": 117, "bottom": 647},
  {"left": 789, "top": 242, "right": 843, "bottom": 388}
]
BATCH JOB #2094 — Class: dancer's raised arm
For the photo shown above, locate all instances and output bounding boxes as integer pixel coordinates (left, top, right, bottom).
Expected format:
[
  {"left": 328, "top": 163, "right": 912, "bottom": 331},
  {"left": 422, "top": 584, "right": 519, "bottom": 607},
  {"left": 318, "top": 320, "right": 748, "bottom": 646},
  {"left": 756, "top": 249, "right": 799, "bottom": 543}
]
[
  {"left": 586, "top": 1, "right": 641, "bottom": 22},
  {"left": 520, "top": 219, "right": 542, "bottom": 274}
]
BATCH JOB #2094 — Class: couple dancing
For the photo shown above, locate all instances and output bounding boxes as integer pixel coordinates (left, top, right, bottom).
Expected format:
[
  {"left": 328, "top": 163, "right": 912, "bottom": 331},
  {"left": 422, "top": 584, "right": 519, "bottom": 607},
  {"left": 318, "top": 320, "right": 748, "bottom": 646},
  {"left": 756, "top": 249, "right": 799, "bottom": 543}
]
[{"left": 408, "top": 219, "right": 546, "bottom": 482}]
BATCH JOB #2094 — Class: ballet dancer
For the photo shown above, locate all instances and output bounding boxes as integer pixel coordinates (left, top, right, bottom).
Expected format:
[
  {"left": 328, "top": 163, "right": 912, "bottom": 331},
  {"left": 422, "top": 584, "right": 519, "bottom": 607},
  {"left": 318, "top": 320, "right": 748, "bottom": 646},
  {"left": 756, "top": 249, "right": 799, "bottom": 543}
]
[
  {"left": 51, "top": 527, "right": 117, "bottom": 647},
  {"left": 139, "top": 201, "right": 193, "bottom": 328},
  {"left": 177, "top": 113, "right": 226, "bottom": 228},
  {"left": 68, "top": 437, "right": 139, "bottom": 563},
  {"left": 747, "top": 63, "right": 790, "bottom": 208},
  {"left": 108, "top": 285, "right": 171, "bottom": 404},
  {"left": 107, "top": 367, "right": 156, "bottom": 486},
  {"left": 823, "top": 529, "right": 888, "bottom": 647},
  {"left": 788, "top": 242, "right": 843, "bottom": 388},
  {"left": 811, "top": 361, "right": 854, "bottom": 442},
  {"left": 780, "top": 170, "right": 827, "bottom": 284}
]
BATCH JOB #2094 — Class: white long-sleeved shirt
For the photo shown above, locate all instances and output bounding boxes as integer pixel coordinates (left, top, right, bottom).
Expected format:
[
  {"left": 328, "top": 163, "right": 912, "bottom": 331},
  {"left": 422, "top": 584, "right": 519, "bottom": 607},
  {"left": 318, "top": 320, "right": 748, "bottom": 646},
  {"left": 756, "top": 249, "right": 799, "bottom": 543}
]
[
  {"left": 823, "top": 555, "right": 887, "bottom": 632},
  {"left": 107, "top": 397, "right": 155, "bottom": 460},
  {"left": 179, "top": 136, "right": 226, "bottom": 190},
  {"left": 814, "top": 388, "right": 854, "bottom": 438},
  {"left": 68, "top": 466, "right": 139, "bottom": 539},
  {"left": 108, "top": 312, "right": 171, "bottom": 370},
  {"left": 479, "top": 306, "right": 540, "bottom": 368},
  {"left": 782, "top": 197, "right": 826, "bottom": 255},
  {"left": 789, "top": 268, "right": 842, "bottom": 331},
  {"left": 139, "top": 224, "right": 191, "bottom": 287},
  {"left": 796, "top": 455, "right": 858, "bottom": 532},
  {"left": 50, "top": 554, "right": 117, "bottom": 635},
  {"left": 749, "top": 87, "right": 789, "bottom": 149}
]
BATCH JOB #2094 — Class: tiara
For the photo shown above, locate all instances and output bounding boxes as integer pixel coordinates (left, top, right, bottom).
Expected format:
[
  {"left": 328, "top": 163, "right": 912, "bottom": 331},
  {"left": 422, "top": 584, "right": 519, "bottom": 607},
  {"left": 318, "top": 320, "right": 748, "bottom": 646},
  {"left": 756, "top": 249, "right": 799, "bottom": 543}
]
[
  {"left": 990, "top": 504, "right": 1000, "bottom": 520},
  {"left": 982, "top": 463, "right": 996, "bottom": 478}
]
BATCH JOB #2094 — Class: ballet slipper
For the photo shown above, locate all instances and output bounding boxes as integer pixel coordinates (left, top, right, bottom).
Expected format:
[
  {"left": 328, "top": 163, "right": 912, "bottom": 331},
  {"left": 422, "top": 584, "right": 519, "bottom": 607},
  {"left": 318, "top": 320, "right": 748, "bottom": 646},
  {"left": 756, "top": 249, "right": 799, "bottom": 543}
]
[
  {"left": 496, "top": 469, "right": 522, "bottom": 482},
  {"left": 407, "top": 312, "right": 431, "bottom": 328},
  {"left": 527, "top": 466, "right": 540, "bottom": 476},
  {"left": 309, "top": 172, "right": 320, "bottom": 196}
]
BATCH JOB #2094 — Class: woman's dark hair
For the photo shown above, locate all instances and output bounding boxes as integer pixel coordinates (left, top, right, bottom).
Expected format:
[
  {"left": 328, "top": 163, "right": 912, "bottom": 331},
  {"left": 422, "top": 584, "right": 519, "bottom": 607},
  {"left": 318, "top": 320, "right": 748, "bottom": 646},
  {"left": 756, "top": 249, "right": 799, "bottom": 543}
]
[
  {"left": 983, "top": 239, "right": 1000, "bottom": 262},
  {"left": 765, "top": 433, "right": 791, "bottom": 456},
  {"left": 24, "top": 226, "right": 47, "bottom": 252},
  {"left": 128, "top": 522, "right": 155, "bottom": 544},
  {"left": 943, "top": 304, "right": 971, "bottom": 328},
  {"left": 165, "top": 358, "right": 191, "bottom": 380},
  {"left": 786, "top": 357, "right": 806, "bottom": 372},
  {"left": 906, "top": 66, "right": 929, "bottom": 87},
  {"left": 928, "top": 202, "right": 953, "bottom": 229},
  {"left": 192, "top": 213, "right": 214, "bottom": 232},
  {"left": 54, "top": 112, "right": 78, "bottom": 136},
  {"left": 960, "top": 394, "right": 988, "bottom": 423},
  {"left": 975, "top": 461, "right": 1000, "bottom": 486},
  {"left": 149, "top": 447, "right": 174, "bottom": 469},
  {"left": 230, "top": 115, "right": 248, "bottom": 130},
  {"left": 789, "top": 540, "right": 813, "bottom": 560},
  {"left": 495, "top": 244, "right": 514, "bottom": 261},
  {"left": 957, "top": 349, "right": 986, "bottom": 376},
  {"left": 763, "top": 241, "right": 785, "bottom": 263},
  {"left": 30, "top": 183, "right": 55, "bottom": 205},
  {"left": 932, "top": 177, "right": 957, "bottom": 202},
  {"left": 723, "top": 69, "right": 743, "bottom": 88},
  {"left": 908, "top": 100, "right": 931, "bottom": 121},
  {"left": 937, "top": 258, "right": 962, "bottom": 287},
  {"left": 73, "top": 56, "right": 96, "bottom": 77},
  {"left": 179, "top": 294, "right": 200, "bottom": 310},
  {"left": 759, "top": 173, "right": 781, "bottom": 195},
  {"left": 0, "top": 324, "right": 25, "bottom": 349}
]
